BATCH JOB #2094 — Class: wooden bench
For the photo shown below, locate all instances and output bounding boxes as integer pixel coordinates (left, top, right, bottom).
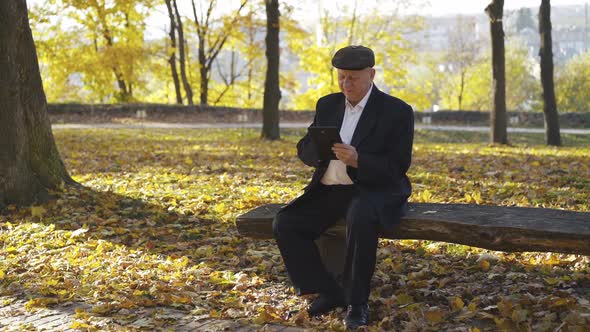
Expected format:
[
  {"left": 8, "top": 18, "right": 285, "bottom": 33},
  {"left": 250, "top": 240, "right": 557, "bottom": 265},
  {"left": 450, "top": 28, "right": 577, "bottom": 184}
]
[{"left": 236, "top": 203, "right": 590, "bottom": 275}]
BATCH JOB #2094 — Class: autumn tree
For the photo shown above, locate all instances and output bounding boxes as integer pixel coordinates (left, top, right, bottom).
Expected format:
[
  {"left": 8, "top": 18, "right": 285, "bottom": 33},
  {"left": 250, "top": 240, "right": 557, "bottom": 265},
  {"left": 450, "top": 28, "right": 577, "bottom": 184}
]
[
  {"left": 446, "top": 15, "right": 481, "bottom": 110},
  {"left": 440, "top": 38, "right": 540, "bottom": 112},
  {"left": 555, "top": 51, "right": 590, "bottom": 113},
  {"left": 288, "top": 1, "right": 422, "bottom": 110},
  {"left": 486, "top": 0, "right": 508, "bottom": 144},
  {"left": 191, "top": 0, "right": 248, "bottom": 105},
  {"left": 398, "top": 53, "right": 447, "bottom": 111},
  {"left": 30, "top": 0, "right": 154, "bottom": 102},
  {"left": 261, "top": 0, "right": 281, "bottom": 140},
  {"left": 210, "top": 2, "right": 266, "bottom": 107},
  {"left": 538, "top": 0, "right": 561, "bottom": 146},
  {"left": 0, "top": 0, "right": 73, "bottom": 206}
]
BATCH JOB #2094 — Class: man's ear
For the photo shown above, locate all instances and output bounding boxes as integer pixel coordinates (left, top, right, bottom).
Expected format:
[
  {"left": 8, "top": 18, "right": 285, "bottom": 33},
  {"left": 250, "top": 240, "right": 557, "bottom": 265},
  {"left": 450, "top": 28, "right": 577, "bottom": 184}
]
[{"left": 369, "top": 68, "right": 376, "bottom": 80}]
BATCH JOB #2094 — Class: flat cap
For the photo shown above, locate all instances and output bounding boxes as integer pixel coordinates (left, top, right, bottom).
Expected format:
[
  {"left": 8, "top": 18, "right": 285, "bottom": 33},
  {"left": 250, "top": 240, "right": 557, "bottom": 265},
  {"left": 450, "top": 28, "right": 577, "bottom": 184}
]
[{"left": 331, "top": 45, "right": 375, "bottom": 70}]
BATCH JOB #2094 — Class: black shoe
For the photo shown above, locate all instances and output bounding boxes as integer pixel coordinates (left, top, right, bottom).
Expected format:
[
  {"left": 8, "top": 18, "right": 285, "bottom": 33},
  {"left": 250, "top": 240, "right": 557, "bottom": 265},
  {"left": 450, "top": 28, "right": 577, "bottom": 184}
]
[
  {"left": 344, "top": 304, "right": 369, "bottom": 330},
  {"left": 307, "top": 293, "right": 346, "bottom": 317}
]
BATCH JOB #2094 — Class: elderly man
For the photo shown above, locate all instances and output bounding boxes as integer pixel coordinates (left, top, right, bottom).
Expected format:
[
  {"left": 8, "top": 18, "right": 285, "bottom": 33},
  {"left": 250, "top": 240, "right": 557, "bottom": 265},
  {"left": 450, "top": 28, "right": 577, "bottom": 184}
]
[{"left": 272, "top": 45, "right": 414, "bottom": 329}]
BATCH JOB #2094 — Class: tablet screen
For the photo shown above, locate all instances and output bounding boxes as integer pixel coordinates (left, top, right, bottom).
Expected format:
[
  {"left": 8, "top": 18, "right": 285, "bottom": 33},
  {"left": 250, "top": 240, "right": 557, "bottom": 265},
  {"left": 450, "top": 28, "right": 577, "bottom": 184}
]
[{"left": 308, "top": 126, "right": 342, "bottom": 160}]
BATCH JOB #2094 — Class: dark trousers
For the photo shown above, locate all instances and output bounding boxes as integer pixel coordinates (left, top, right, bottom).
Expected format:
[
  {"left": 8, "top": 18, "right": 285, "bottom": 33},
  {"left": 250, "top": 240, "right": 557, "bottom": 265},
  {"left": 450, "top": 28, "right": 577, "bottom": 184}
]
[{"left": 272, "top": 184, "right": 380, "bottom": 305}]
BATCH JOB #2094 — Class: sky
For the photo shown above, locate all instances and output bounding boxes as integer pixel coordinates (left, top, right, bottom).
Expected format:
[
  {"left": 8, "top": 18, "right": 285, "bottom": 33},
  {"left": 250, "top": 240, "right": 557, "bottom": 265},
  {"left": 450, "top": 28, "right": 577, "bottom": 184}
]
[
  {"left": 421, "top": 0, "right": 588, "bottom": 16},
  {"left": 290, "top": 0, "right": 589, "bottom": 19}
]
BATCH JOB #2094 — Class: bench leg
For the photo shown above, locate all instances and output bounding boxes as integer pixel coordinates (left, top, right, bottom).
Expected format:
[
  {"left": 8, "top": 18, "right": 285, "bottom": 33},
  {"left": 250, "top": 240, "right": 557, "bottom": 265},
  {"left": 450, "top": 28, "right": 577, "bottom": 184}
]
[{"left": 315, "top": 234, "right": 346, "bottom": 284}]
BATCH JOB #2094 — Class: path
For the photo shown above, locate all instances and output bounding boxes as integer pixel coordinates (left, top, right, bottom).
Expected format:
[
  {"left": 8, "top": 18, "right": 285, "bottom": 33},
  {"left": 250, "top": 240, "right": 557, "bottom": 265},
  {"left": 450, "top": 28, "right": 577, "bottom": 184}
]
[{"left": 0, "top": 297, "right": 305, "bottom": 331}]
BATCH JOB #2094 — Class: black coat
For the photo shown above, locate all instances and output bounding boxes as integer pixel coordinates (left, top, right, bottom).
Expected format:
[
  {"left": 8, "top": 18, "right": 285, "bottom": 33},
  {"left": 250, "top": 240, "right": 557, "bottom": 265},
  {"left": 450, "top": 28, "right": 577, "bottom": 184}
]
[{"left": 296, "top": 86, "right": 414, "bottom": 228}]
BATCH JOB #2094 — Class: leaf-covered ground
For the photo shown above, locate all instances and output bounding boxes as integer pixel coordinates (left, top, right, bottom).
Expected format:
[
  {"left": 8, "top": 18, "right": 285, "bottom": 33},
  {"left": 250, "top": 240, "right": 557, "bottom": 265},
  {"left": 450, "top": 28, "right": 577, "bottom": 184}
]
[{"left": 1, "top": 128, "right": 589, "bottom": 331}]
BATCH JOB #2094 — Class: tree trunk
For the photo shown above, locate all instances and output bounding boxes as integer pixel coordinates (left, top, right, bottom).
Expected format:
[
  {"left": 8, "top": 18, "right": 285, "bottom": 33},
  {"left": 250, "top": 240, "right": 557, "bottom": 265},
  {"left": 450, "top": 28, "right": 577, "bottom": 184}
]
[
  {"left": 172, "top": 0, "right": 193, "bottom": 105},
  {"left": 539, "top": 0, "right": 561, "bottom": 146},
  {"left": 113, "top": 70, "right": 131, "bottom": 102},
  {"left": 458, "top": 70, "right": 466, "bottom": 110},
  {"left": 262, "top": 0, "right": 281, "bottom": 140},
  {"left": 485, "top": 0, "right": 508, "bottom": 144},
  {"left": 199, "top": 44, "right": 208, "bottom": 105},
  {"left": 165, "top": 0, "right": 182, "bottom": 104},
  {"left": 0, "top": 0, "right": 74, "bottom": 207}
]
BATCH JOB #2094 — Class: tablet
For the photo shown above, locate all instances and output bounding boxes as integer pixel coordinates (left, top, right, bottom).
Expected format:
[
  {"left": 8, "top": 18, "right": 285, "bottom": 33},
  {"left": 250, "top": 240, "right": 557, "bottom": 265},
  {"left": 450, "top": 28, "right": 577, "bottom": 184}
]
[{"left": 308, "top": 126, "right": 342, "bottom": 160}]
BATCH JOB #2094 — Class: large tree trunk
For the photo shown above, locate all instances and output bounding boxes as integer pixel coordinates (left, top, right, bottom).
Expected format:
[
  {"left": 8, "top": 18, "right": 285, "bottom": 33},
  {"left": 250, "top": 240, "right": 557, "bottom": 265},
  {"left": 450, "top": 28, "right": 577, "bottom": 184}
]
[
  {"left": 485, "top": 0, "right": 508, "bottom": 144},
  {"left": 172, "top": 0, "right": 193, "bottom": 105},
  {"left": 261, "top": 0, "right": 281, "bottom": 140},
  {"left": 165, "top": 0, "right": 182, "bottom": 104},
  {"left": 539, "top": 0, "right": 561, "bottom": 146},
  {"left": 0, "top": 0, "right": 73, "bottom": 207}
]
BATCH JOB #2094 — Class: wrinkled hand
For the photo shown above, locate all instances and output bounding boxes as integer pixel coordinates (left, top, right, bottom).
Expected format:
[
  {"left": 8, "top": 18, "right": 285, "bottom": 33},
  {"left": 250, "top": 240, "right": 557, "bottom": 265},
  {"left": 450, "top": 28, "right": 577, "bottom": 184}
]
[{"left": 332, "top": 143, "right": 358, "bottom": 168}]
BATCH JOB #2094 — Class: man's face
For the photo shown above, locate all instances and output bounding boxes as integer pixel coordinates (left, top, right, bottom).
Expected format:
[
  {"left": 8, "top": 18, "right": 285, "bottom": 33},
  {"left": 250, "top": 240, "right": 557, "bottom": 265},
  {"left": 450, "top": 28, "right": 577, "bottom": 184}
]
[{"left": 337, "top": 68, "right": 375, "bottom": 104}]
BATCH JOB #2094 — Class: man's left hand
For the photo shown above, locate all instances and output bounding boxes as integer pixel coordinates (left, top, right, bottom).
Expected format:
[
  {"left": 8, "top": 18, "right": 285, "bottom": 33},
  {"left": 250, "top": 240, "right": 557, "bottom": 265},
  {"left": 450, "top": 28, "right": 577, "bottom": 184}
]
[{"left": 332, "top": 143, "right": 358, "bottom": 168}]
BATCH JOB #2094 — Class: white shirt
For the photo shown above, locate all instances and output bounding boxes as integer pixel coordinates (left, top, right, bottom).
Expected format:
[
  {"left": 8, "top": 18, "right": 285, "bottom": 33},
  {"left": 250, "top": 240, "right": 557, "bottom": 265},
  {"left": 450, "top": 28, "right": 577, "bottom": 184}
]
[{"left": 321, "top": 84, "right": 373, "bottom": 185}]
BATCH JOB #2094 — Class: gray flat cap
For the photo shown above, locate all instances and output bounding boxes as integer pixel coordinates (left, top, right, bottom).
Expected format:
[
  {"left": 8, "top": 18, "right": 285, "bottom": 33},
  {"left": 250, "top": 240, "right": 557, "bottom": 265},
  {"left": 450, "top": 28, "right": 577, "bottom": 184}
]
[{"left": 331, "top": 45, "right": 375, "bottom": 70}]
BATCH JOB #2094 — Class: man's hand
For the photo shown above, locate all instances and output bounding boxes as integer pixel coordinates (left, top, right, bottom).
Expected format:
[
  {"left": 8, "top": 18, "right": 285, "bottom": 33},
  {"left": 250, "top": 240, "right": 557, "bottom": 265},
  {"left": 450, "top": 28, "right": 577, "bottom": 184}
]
[{"left": 332, "top": 143, "right": 358, "bottom": 168}]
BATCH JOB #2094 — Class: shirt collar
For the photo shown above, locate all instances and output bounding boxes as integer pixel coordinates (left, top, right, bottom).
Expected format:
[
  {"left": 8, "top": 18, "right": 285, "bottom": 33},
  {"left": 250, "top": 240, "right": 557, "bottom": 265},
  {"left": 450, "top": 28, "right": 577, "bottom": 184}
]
[{"left": 345, "top": 83, "right": 373, "bottom": 112}]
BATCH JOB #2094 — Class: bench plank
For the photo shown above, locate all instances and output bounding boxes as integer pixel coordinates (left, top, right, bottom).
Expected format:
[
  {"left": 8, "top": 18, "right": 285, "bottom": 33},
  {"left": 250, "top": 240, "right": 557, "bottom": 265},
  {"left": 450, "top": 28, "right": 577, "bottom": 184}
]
[{"left": 236, "top": 203, "right": 590, "bottom": 255}]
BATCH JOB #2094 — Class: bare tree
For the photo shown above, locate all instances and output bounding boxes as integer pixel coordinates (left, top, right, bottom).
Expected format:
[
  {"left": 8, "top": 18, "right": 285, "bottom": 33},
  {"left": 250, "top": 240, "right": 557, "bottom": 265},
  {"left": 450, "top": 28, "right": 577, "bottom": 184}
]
[
  {"left": 164, "top": 0, "right": 182, "bottom": 104},
  {"left": 447, "top": 15, "right": 481, "bottom": 110},
  {"left": 262, "top": 0, "right": 281, "bottom": 140},
  {"left": 0, "top": 0, "right": 74, "bottom": 206},
  {"left": 191, "top": 0, "right": 248, "bottom": 105},
  {"left": 212, "top": 50, "right": 256, "bottom": 105},
  {"left": 486, "top": 0, "right": 508, "bottom": 144},
  {"left": 348, "top": 0, "right": 358, "bottom": 45},
  {"left": 539, "top": 0, "right": 561, "bottom": 146},
  {"left": 173, "top": 0, "right": 194, "bottom": 105}
]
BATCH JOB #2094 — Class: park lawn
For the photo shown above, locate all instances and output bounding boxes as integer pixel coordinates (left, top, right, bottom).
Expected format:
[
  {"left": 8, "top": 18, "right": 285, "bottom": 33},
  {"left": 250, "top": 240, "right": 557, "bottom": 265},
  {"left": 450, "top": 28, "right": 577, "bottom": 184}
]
[{"left": 0, "top": 128, "right": 589, "bottom": 331}]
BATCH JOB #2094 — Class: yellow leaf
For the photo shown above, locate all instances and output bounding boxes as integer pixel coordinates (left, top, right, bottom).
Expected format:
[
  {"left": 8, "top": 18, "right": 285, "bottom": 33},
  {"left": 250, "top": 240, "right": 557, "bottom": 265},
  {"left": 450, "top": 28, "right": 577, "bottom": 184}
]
[
  {"left": 544, "top": 277, "right": 560, "bottom": 285},
  {"left": 70, "top": 321, "right": 91, "bottom": 329},
  {"left": 0, "top": 270, "right": 4, "bottom": 280},
  {"left": 92, "top": 303, "right": 113, "bottom": 315},
  {"left": 4, "top": 246, "right": 16, "bottom": 254},
  {"left": 497, "top": 298, "right": 513, "bottom": 318},
  {"left": 31, "top": 206, "right": 47, "bottom": 218},
  {"left": 479, "top": 260, "right": 491, "bottom": 271},
  {"left": 550, "top": 297, "right": 574, "bottom": 307},
  {"left": 396, "top": 293, "right": 414, "bottom": 305},
  {"left": 425, "top": 308, "right": 445, "bottom": 324},
  {"left": 24, "top": 298, "right": 58, "bottom": 311},
  {"left": 74, "top": 308, "right": 90, "bottom": 319},
  {"left": 450, "top": 296, "right": 465, "bottom": 312}
]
